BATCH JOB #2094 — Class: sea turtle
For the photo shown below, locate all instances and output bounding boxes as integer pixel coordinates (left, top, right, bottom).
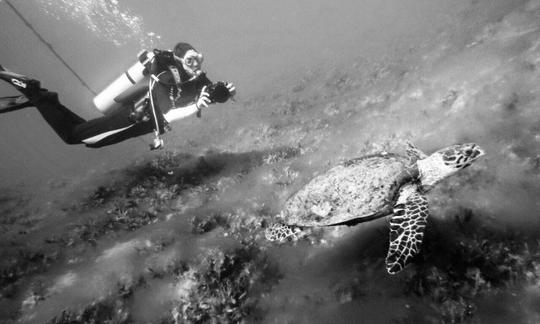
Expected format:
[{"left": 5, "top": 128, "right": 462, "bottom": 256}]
[{"left": 265, "top": 142, "right": 485, "bottom": 274}]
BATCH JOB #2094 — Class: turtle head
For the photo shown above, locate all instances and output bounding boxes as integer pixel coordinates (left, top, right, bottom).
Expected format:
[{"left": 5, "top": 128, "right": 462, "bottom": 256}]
[
  {"left": 417, "top": 143, "right": 485, "bottom": 189},
  {"left": 438, "top": 143, "right": 485, "bottom": 169}
]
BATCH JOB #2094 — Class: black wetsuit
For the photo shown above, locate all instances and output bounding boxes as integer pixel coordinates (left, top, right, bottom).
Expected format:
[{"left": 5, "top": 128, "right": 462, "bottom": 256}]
[{"left": 0, "top": 63, "right": 212, "bottom": 148}]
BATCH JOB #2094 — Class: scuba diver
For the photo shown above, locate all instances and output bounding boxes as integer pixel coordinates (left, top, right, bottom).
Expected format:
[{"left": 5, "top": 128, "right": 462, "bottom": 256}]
[{"left": 0, "top": 42, "right": 236, "bottom": 149}]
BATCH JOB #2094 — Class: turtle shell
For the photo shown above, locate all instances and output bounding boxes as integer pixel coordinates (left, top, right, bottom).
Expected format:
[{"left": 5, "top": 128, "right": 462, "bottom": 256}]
[{"left": 283, "top": 153, "right": 416, "bottom": 226}]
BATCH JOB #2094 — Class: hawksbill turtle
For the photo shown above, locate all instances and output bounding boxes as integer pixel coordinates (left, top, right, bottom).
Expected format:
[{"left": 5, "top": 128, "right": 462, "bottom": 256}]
[{"left": 265, "top": 142, "right": 485, "bottom": 274}]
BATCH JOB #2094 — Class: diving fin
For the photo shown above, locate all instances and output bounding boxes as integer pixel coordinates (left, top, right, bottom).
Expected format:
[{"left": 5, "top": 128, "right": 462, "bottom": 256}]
[
  {"left": 0, "top": 65, "right": 41, "bottom": 96},
  {"left": 0, "top": 95, "right": 33, "bottom": 113}
]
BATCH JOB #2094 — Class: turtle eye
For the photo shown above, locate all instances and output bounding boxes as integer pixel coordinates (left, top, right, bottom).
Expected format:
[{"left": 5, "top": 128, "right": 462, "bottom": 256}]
[
  {"left": 464, "top": 149, "right": 473, "bottom": 156},
  {"left": 443, "top": 155, "right": 456, "bottom": 161}
]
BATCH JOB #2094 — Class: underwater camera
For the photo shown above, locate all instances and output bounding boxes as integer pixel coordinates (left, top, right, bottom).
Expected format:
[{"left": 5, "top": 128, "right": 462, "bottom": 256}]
[{"left": 206, "top": 81, "right": 231, "bottom": 103}]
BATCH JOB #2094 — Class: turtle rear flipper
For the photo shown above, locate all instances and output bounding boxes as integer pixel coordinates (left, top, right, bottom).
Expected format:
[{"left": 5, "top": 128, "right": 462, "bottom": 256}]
[{"left": 385, "top": 184, "right": 428, "bottom": 274}]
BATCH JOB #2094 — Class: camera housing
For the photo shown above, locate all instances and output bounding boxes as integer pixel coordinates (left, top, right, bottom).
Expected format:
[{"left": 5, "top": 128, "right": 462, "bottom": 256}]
[{"left": 206, "top": 82, "right": 231, "bottom": 103}]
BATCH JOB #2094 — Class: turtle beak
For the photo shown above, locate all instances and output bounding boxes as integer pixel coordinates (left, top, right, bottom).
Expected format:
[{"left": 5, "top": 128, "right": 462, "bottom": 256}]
[
  {"left": 464, "top": 143, "right": 485, "bottom": 160},
  {"left": 472, "top": 145, "right": 485, "bottom": 159}
]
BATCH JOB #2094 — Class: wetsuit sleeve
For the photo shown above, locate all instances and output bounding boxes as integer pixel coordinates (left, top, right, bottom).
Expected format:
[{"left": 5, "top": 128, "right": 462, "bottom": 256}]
[
  {"left": 162, "top": 103, "right": 200, "bottom": 123},
  {"left": 161, "top": 75, "right": 212, "bottom": 123}
]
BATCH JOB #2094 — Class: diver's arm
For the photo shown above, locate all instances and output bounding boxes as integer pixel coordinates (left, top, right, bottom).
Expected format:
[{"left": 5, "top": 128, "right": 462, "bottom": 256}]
[
  {"left": 162, "top": 103, "right": 199, "bottom": 123},
  {"left": 162, "top": 86, "right": 210, "bottom": 123}
]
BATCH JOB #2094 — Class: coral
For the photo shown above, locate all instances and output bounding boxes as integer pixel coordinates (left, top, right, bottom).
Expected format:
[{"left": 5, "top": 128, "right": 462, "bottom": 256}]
[
  {"left": 47, "top": 297, "right": 130, "bottom": 324},
  {"left": 170, "top": 245, "right": 281, "bottom": 324},
  {"left": 401, "top": 210, "right": 540, "bottom": 323}
]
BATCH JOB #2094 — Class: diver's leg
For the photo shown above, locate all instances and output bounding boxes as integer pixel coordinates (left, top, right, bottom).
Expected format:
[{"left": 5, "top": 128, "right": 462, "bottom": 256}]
[
  {"left": 32, "top": 91, "right": 88, "bottom": 144},
  {"left": 72, "top": 106, "right": 154, "bottom": 148},
  {"left": 0, "top": 67, "right": 87, "bottom": 144},
  {"left": 0, "top": 67, "right": 154, "bottom": 148},
  {"left": 82, "top": 121, "right": 155, "bottom": 148},
  {"left": 25, "top": 90, "right": 149, "bottom": 147},
  {"left": 0, "top": 66, "right": 42, "bottom": 99}
]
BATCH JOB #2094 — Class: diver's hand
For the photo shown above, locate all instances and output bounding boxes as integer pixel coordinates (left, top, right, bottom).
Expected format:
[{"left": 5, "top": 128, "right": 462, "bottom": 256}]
[
  {"left": 196, "top": 86, "right": 211, "bottom": 109},
  {"left": 225, "top": 82, "right": 236, "bottom": 99},
  {"left": 195, "top": 86, "right": 211, "bottom": 118}
]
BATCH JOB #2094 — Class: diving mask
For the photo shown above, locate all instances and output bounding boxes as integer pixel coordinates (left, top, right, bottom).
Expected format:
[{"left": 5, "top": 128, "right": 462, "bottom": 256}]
[{"left": 175, "top": 50, "right": 203, "bottom": 70}]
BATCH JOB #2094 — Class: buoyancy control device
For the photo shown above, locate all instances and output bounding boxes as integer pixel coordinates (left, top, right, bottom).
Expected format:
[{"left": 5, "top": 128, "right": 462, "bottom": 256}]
[{"left": 92, "top": 49, "right": 173, "bottom": 150}]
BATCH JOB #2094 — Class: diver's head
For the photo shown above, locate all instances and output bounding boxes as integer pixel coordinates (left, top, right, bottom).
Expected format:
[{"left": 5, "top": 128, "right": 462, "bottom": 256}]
[{"left": 173, "top": 42, "right": 204, "bottom": 79}]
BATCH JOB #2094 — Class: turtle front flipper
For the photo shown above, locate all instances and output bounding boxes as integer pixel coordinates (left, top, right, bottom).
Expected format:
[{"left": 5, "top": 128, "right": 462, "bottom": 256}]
[
  {"left": 385, "top": 184, "right": 428, "bottom": 274},
  {"left": 265, "top": 223, "right": 298, "bottom": 242},
  {"left": 406, "top": 141, "right": 428, "bottom": 162}
]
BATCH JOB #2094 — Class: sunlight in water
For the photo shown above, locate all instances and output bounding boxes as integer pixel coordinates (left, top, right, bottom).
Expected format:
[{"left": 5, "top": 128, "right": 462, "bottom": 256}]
[{"left": 35, "top": 0, "right": 161, "bottom": 47}]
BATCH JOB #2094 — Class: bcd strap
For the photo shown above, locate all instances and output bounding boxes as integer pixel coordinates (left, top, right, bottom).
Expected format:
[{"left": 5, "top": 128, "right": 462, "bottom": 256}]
[{"left": 167, "top": 65, "right": 182, "bottom": 86}]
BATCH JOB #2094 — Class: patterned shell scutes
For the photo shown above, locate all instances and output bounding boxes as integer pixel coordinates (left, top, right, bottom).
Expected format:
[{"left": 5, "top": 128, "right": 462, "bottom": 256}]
[{"left": 283, "top": 154, "right": 415, "bottom": 226}]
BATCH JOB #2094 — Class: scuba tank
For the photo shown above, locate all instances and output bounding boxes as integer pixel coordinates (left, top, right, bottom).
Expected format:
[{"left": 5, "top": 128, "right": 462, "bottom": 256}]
[{"left": 92, "top": 50, "right": 155, "bottom": 114}]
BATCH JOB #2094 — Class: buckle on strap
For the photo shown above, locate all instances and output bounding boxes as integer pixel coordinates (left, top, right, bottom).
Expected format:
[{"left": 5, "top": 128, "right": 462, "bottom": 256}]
[{"left": 168, "top": 65, "right": 181, "bottom": 85}]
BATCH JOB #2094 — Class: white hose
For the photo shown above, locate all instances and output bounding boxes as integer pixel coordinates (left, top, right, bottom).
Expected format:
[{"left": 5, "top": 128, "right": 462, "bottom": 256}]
[{"left": 148, "top": 72, "right": 165, "bottom": 149}]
